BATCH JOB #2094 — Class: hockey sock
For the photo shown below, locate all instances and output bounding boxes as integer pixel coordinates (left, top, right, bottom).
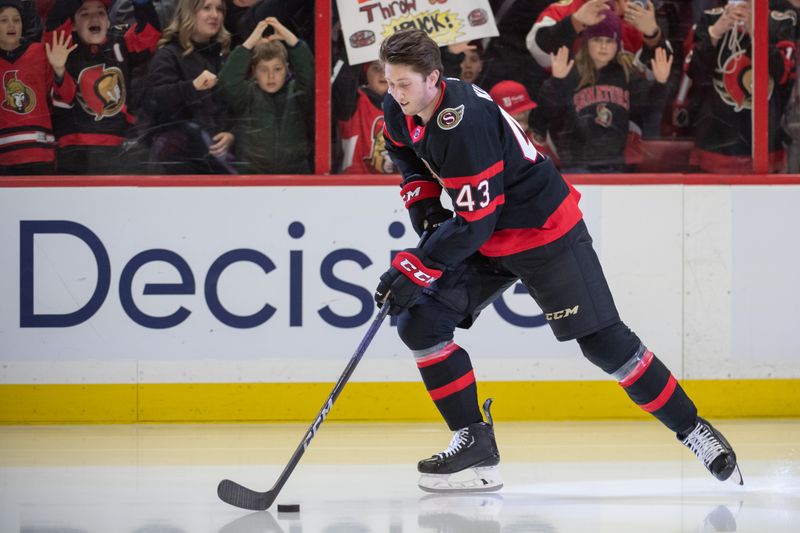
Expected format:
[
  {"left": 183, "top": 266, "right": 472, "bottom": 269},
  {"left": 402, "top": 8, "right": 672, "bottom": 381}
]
[
  {"left": 614, "top": 345, "right": 698, "bottom": 433},
  {"left": 414, "top": 341, "right": 482, "bottom": 430}
]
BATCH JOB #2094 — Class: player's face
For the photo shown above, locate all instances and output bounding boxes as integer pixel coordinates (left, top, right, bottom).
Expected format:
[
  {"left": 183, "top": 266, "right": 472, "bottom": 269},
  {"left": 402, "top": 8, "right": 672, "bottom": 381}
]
[
  {"left": 74, "top": 1, "right": 109, "bottom": 46},
  {"left": 365, "top": 61, "right": 387, "bottom": 95},
  {"left": 193, "top": 0, "right": 224, "bottom": 42},
  {"left": 254, "top": 57, "right": 288, "bottom": 94},
  {"left": 587, "top": 36, "right": 618, "bottom": 69},
  {"left": 0, "top": 7, "right": 22, "bottom": 52},
  {"left": 459, "top": 50, "right": 483, "bottom": 84},
  {"left": 384, "top": 63, "right": 440, "bottom": 120}
]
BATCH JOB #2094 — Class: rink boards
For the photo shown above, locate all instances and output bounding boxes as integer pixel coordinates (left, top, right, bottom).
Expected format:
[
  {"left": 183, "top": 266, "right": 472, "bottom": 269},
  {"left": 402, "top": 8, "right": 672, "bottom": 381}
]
[{"left": 0, "top": 183, "right": 798, "bottom": 422}]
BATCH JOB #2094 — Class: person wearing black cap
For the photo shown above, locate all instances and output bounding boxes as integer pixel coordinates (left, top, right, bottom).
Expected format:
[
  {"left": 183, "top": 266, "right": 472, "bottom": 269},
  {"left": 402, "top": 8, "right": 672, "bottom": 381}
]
[{"left": 1, "top": 0, "right": 77, "bottom": 175}]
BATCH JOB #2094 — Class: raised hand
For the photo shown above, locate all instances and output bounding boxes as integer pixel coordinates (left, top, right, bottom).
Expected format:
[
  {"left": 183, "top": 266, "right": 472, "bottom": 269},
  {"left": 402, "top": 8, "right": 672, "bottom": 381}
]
[
  {"left": 573, "top": 0, "right": 612, "bottom": 29},
  {"left": 193, "top": 69, "right": 218, "bottom": 91},
  {"left": 264, "top": 17, "right": 298, "bottom": 47},
  {"left": 623, "top": 1, "right": 659, "bottom": 38},
  {"left": 209, "top": 131, "right": 234, "bottom": 157},
  {"left": 243, "top": 18, "right": 271, "bottom": 49},
  {"left": 650, "top": 47, "right": 673, "bottom": 84},
  {"left": 448, "top": 41, "right": 477, "bottom": 55},
  {"left": 45, "top": 31, "right": 78, "bottom": 79},
  {"left": 549, "top": 46, "right": 574, "bottom": 79}
]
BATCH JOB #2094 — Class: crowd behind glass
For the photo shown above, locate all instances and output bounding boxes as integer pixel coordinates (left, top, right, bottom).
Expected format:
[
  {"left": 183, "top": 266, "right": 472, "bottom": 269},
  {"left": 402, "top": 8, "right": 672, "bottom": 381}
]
[{"left": 2, "top": 0, "right": 798, "bottom": 176}]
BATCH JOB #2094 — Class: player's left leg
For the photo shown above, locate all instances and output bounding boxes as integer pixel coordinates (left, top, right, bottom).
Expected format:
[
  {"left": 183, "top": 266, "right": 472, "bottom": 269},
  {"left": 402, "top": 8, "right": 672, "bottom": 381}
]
[{"left": 510, "top": 220, "right": 742, "bottom": 484}]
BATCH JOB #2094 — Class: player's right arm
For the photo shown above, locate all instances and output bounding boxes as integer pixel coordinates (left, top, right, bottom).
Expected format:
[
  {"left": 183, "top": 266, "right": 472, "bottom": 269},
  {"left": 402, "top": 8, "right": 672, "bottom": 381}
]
[{"left": 383, "top": 95, "right": 452, "bottom": 237}]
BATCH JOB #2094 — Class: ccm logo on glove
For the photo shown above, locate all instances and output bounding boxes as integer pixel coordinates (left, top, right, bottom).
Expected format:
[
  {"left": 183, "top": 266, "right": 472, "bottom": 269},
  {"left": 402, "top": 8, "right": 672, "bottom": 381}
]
[{"left": 392, "top": 252, "right": 442, "bottom": 286}]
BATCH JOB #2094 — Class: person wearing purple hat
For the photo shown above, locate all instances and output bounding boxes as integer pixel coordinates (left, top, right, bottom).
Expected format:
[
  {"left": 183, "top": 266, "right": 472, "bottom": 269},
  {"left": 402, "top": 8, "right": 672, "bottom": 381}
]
[{"left": 538, "top": 7, "right": 672, "bottom": 172}]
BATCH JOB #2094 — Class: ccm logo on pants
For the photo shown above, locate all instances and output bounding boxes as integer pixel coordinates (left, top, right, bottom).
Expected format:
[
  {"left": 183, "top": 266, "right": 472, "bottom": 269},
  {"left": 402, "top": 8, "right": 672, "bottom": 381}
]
[{"left": 546, "top": 305, "right": 579, "bottom": 321}]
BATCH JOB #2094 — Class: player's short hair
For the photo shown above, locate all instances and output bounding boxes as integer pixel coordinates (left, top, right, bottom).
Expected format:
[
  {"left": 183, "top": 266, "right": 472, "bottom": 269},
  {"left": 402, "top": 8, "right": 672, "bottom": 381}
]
[
  {"left": 251, "top": 41, "right": 288, "bottom": 69},
  {"left": 379, "top": 29, "right": 443, "bottom": 86}
]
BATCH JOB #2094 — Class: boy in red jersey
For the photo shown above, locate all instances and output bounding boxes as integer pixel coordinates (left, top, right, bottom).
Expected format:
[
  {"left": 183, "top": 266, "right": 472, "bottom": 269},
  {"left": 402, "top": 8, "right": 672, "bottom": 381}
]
[{"left": 1, "top": 0, "right": 76, "bottom": 175}]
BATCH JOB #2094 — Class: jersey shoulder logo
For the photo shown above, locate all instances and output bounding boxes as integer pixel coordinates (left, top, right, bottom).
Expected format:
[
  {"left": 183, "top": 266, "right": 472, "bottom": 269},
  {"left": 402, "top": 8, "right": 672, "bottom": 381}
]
[
  {"left": 437, "top": 104, "right": 465, "bottom": 130},
  {"left": 771, "top": 10, "right": 797, "bottom": 24}
]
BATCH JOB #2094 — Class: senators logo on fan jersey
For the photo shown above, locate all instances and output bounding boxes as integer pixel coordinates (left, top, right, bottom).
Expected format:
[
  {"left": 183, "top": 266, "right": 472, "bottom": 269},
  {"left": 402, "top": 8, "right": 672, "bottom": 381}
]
[
  {"left": 367, "top": 115, "right": 395, "bottom": 173},
  {"left": 2, "top": 71, "right": 36, "bottom": 114},
  {"left": 76, "top": 64, "right": 126, "bottom": 120},
  {"left": 713, "top": 50, "right": 773, "bottom": 112}
]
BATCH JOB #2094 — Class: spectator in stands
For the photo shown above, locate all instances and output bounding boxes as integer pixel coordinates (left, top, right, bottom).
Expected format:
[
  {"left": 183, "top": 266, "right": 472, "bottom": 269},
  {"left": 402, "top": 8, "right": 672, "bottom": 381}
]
[
  {"left": 489, "top": 79, "right": 560, "bottom": 166},
  {"left": 688, "top": 0, "right": 795, "bottom": 173},
  {"left": 45, "top": 0, "right": 161, "bottom": 174},
  {"left": 219, "top": 16, "right": 312, "bottom": 173},
  {"left": 538, "top": 9, "right": 672, "bottom": 172},
  {"left": 110, "top": 0, "right": 177, "bottom": 29},
  {"left": 142, "top": 0, "right": 236, "bottom": 174},
  {"left": 333, "top": 58, "right": 394, "bottom": 174},
  {"left": 224, "top": 0, "right": 312, "bottom": 49},
  {"left": 459, "top": 41, "right": 484, "bottom": 86},
  {"left": 1, "top": 1, "right": 76, "bottom": 175},
  {"left": 479, "top": 0, "right": 551, "bottom": 100},
  {"left": 527, "top": 0, "right": 668, "bottom": 69}
]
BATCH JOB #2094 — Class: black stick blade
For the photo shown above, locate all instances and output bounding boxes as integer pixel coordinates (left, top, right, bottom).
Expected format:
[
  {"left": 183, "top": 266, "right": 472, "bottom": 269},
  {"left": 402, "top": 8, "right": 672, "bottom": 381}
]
[{"left": 217, "top": 479, "right": 275, "bottom": 511}]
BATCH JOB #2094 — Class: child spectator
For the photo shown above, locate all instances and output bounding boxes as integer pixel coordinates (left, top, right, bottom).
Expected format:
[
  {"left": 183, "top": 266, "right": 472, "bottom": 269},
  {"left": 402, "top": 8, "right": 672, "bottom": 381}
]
[
  {"left": 45, "top": 0, "right": 161, "bottom": 174},
  {"left": 333, "top": 59, "right": 393, "bottom": 174},
  {"left": 538, "top": 10, "right": 672, "bottom": 172},
  {"left": 219, "top": 16, "right": 312, "bottom": 173},
  {"left": 142, "top": 0, "right": 235, "bottom": 174},
  {"left": 688, "top": 1, "right": 795, "bottom": 173},
  {"left": 1, "top": 0, "right": 76, "bottom": 175},
  {"left": 489, "top": 79, "right": 560, "bottom": 166}
]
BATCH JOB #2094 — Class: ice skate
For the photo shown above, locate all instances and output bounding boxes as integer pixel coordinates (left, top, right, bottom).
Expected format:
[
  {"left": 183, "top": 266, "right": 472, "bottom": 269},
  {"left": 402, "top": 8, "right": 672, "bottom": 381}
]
[
  {"left": 417, "top": 399, "right": 502, "bottom": 493},
  {"left": 679, "top": 417, "right": 743, "bottom": 485}
]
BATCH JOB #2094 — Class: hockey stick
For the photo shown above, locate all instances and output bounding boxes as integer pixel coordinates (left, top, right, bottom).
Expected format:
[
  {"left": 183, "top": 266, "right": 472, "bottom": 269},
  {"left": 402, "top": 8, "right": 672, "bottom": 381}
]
[{"left": 217, "top": 232, "right": 429, "bottom": 511}]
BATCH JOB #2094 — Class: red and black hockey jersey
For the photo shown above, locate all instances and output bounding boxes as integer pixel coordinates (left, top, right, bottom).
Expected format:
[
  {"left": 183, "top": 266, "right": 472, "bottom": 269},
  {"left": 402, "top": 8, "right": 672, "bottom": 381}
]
[
  {"left": 339, "top": 87, "right": 395, "bottom": 174},
  {"left": 45, "top": 0, "right": 160, "bottom": 148},
  {"left": 383, "top": 78, "right": 582, "bottom": 267},
  {"left": 1, "top": 41, "right": 75, "bottom": 167},
  {"left": 688, "top": 6, "right": 795, "bottom": 171}
]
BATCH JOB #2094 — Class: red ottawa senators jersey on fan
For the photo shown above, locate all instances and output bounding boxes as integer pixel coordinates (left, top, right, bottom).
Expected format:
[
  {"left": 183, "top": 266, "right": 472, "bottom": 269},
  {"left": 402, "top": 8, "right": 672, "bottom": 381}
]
[
  {"left": 339, "top": 88, "right": 395, "bottom": 174},
  {"left": 383, "top": 78, "right": 583, "bottom": 267},
  {"left": 0, "top": 41, "right": 76, "bottom": 167}
]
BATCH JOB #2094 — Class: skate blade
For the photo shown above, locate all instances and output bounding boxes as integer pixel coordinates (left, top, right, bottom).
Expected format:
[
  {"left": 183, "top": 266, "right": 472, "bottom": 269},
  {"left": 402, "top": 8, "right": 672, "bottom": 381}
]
[
  {"left": 726, "top": 464, "right": 744, "bottom": 486},
  {"left": 418, "top": 466, "right": 503, "bottom": 494}
]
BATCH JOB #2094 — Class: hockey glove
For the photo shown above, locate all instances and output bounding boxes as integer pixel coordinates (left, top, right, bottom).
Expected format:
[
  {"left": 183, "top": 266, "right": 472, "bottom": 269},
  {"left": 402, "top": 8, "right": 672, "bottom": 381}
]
[
  {"left": 401, "top": 180, "right": 453, "bottom": 236},
  {"left": 374, "top": 249, "right": 443, "bottom": 316}
]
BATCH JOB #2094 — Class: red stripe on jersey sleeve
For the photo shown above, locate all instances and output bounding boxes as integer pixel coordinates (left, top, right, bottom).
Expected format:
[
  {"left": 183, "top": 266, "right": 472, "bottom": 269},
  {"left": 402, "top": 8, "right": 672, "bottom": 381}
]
[
  {"left": 442, "top": 160, "right": 504, "bottom": 188},
  {"left": 457, "top": 194, "right": 505, "bottom": 222},
  {"left": 383, "top": 123, "right": 405, "bottom": 147}
]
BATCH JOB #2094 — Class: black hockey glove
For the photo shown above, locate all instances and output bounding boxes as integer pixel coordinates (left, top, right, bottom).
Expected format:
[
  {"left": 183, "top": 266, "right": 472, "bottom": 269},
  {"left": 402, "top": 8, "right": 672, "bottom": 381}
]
[
  {"left": 374, "top": 248, "right": 443, "bottom": 316},
  {"left": 400, "top": 180, "right": 453, "bottom": 236}
]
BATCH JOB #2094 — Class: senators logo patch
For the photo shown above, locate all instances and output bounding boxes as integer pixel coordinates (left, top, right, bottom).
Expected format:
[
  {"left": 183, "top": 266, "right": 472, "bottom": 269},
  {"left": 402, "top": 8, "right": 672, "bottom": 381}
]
[
  {"left": 436, "top": 104, "right": 464, "bottom": 130},
  {"left": 77, "top": 64, "right": 126, "bottom": 120},
  {"left": 713, "top": 50, "right": 773, "bottom": 112},
  {"left": 2, "top": 71, "right": 36, "bottom": 115}
]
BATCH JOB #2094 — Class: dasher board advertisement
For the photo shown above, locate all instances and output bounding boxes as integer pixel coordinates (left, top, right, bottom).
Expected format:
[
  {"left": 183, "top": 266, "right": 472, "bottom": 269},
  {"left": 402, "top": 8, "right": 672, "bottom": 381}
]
[{"left": 337, "top": 0, "right": 499, "bottom": 65}]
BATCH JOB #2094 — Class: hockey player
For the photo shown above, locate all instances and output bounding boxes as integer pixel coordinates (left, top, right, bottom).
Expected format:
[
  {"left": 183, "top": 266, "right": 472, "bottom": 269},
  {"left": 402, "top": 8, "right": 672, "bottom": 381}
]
[
  {"left": 374, "top": 29, "right": 742, "bottom": 493},
  {"left": 1, "top": 0, "right": 76, "bottom": 174},
  {"left": 45, "top": 0, "right": 161, "bottom": 174}
]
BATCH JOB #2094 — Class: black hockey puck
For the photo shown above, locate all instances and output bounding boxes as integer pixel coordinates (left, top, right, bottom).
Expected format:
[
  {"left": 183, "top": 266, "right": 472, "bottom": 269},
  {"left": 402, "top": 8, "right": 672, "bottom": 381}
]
[{"left": 277, "top": 504, "right": 300, "bottom": 513}]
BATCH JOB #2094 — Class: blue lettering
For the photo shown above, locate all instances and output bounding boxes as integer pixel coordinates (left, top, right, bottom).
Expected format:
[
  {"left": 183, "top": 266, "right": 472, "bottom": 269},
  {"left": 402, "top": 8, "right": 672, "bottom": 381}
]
[
  {"left": 205, "top": 249, "right": 276, "bottom": 329},
  {"left": 20, "top": 220, "right": 110, "bottom": 327},
  {"left": 119, "top": 249, "right": 194, "bottom": 329},
  {"left": 318, "top": 249, "right": 373, "bottom": 328}
]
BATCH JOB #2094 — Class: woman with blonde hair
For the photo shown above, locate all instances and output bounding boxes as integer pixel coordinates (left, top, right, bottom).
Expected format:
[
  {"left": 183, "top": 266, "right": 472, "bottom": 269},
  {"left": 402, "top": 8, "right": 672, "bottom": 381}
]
[
  {"left": 142, "top": 0, "right": 236, "bottom": 173},
  {"left": 538, "top": 8, "right": 671, "bottom": 172}
]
